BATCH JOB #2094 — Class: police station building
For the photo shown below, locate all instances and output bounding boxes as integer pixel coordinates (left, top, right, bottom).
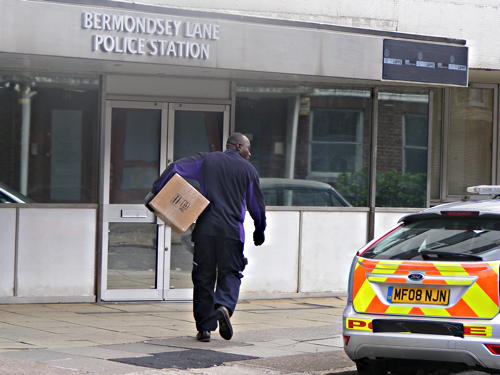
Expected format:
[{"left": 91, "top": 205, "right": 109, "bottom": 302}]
[{"left": 0, "top": 0, "right": 497, "bottom": 303}]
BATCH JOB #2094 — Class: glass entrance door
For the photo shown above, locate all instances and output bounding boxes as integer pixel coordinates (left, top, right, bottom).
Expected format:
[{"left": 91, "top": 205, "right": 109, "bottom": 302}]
[
  {"left": 101, "top": 101, "right": 229, "bottom": 301},
  {"left": 164, "top": 103, "right": 229, "bottom": 300},
  {"left": 101, "top": 101, "right": 167, "bottom": 301}
]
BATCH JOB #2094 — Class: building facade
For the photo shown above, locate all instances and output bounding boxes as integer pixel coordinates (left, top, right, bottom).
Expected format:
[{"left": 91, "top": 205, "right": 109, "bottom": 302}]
[{"left": 0, "top": 0, "right": 497, "bottom": 303}]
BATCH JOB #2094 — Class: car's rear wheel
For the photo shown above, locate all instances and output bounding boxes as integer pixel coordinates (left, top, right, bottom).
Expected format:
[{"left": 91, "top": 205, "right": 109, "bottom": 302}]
[{"left": 355, "top": 359, "right": 387, "bottom": 375}]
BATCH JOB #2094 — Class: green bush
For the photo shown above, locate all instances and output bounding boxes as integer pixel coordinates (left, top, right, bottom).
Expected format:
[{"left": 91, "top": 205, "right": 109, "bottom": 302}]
[
  {"left": 335, "top": 170, "right": 368, "bottom": 207},
  {"left": 335, "top": 169, "right": 427, "bottom": 208}
]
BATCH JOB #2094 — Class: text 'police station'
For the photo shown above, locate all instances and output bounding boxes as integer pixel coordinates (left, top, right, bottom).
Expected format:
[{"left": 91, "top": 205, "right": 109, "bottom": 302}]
[{"left": 81, "top": 12, "right": 220, "bottom": 60}]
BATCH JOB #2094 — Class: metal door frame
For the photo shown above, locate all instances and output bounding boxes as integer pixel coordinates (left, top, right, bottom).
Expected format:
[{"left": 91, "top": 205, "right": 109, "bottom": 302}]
[
  {"left": 100, "top": 100, "right": 168, "bottom": 301},
  {"left": 163, "top": 102, "right": 230, "bottom": 300}
]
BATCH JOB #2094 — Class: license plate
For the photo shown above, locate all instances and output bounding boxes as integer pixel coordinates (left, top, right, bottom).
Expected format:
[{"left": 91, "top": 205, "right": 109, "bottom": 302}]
[{"left": 387, "top": 286, "right": 450, "bottom": 305}]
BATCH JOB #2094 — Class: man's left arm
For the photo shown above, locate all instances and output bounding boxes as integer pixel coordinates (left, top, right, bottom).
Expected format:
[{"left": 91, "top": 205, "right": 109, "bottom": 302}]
[{"left": 246, "top": 171, "right": 266, "bottom": 246}]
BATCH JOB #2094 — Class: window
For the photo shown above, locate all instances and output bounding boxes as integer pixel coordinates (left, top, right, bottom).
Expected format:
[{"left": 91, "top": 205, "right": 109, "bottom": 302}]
[
  {"left": 376, "top": 90, "right": 429, "bottom": 208},
  {"left": 110, "top": 108, "right": 161, "bottom": 203},
  {"left": 0, "top": 72, "right": 99, "bottom": 203},
  {"left": 309, "top": 109, "right": 363, "bottom": 176},
  {"left": 446, "top": 87, "right": 494, "bottom": 196},
  {"left": 235, "top": 85, "right": 371, "bottom": 207},
  {"left": 403, "top": 114, "right": 428, "bottom": 174}
]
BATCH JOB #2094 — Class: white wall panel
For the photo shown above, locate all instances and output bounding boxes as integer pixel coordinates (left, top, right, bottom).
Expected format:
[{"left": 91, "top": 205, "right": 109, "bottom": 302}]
[
  {"left": 17, "top": 208, "right": 96, "bottom": 297},
  {"left": 300, "top": 211, "right": 368, "bottom": 294},
  {"left": 241, "top": 211, "right": 299, "bottom": 294},
  {"left": 0, "top": 209, "right": 16, "bottom": 297}
]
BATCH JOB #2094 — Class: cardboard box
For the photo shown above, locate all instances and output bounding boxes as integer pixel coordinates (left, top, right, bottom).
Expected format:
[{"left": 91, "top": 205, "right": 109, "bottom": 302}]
[{"left": 148, "top": 173, "right": 209, "bottom": 233}]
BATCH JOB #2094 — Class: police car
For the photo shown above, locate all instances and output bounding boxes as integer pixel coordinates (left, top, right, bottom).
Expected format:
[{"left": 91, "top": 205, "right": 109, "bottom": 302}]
[{"left": 343, "top": 186, "right": 500, "bottom": 374}]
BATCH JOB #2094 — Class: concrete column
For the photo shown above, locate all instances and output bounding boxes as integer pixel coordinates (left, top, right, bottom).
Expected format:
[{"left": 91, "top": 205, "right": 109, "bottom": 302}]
[{"left": 18, "top": 85, "right": 36, "bottom": 195}]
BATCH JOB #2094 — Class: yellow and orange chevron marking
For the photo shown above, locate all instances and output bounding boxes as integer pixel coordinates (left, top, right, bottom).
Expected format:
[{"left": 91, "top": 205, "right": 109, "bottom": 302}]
[{"left": 352, "top": 258, "right": 500, "bottom": 319}]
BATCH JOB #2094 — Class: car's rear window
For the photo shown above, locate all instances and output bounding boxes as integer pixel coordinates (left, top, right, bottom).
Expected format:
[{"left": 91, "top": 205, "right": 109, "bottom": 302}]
[{"left": 362, "top": 217, "right": 500, "bottom": 260}]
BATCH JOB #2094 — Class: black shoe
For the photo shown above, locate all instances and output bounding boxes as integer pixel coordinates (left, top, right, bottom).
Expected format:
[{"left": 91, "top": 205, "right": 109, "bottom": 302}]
[
  {"left": 196, "top": 330, "right": 210, "bottom": 342},
  {"left": 216, "top": 306, "right": 233, "bottom": 340}
]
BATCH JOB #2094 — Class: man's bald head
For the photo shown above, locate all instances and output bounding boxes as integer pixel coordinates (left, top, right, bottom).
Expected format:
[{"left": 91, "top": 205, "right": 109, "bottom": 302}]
[{"left": 226, "top": 132, "right": 251, "bottom": 160}]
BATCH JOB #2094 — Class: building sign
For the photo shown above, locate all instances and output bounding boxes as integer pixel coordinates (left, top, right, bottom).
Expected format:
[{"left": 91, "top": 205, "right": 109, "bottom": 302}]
[
  {"left": 3, "top": 1, "right": 469, "bottom": 82},
  {"left": 81, "top": 12, "right": 220, "bottom": 60},
  {"left": 383, "top": 39, "right": 468, "bottom": 86}
]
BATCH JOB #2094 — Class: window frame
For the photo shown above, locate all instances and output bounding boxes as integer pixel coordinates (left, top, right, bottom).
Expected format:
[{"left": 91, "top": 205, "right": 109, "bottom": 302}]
[{"left": 308, "top": 108, "right": 364, "bottom": 178}]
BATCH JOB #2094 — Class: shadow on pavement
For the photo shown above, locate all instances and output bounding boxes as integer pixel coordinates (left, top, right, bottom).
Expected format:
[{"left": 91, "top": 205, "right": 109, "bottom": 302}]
[{"left": 111, "top": 349, "right": 257, "bottom": 369}]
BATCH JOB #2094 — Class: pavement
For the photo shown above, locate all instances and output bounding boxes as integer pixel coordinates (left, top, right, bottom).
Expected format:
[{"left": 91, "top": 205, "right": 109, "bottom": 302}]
[{"left": 0, "top": 297, "right": 356, "bottom": 375}]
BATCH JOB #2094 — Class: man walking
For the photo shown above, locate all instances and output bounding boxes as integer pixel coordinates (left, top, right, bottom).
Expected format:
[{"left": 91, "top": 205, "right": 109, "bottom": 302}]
[{"left": 148, "top": 133, "right": 266, "bottom": 342}]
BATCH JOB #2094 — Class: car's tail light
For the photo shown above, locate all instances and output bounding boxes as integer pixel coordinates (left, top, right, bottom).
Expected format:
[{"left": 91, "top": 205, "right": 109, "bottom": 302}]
[
  {"left": 343, "top": 335, "right": 350, "bottom": 346},
  {"left": 441, "top": 211, "right": 479, "bottom": 216},
  {"left": 346, "top": 257, "right": 357, "bottom": 303},
  {"left": 485, "top": 344, "right": 500, "bottom": 355}
]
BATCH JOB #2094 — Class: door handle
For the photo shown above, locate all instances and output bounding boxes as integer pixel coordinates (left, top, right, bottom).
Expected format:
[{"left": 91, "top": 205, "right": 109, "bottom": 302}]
[
  {"left": 165, "top": 246, "right": 169, "bottom": 252},
  {"left": 121, "top": 209, "right": 148, "bottom": 218}
]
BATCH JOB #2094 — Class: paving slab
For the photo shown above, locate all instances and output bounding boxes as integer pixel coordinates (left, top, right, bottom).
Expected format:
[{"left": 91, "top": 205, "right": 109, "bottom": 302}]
[
  {"left": 0, "top": 356, "right": 89, "bottom": 375},
  {"left": 271, "top": 341, "right": 339, "bottom": 354},
  {"left": 0, "top": 324, "right": 58, "bottom": 337},
  {"left": 216, "top": 345, "right": 298, "bottom": 359},
  {"left": 0, "top": 342, "right": 38, "bottom": 351},
  {"left": 235, "top": 350, "right": 353, "bottom": 374},
  {"left": 19, "top": 339, "right": 98, "bottom": 349},
  {"left": 42, "top": 304, "right": 118, "bottom": 313},
  {"left": 166, "top": 363, "right": 285, "bottom": 375},
  {"left": 264, "top": 319, "right": 334, "bottom": 329},
  {"left": 53, "top": 345, "right": 155, "bottom": 359},
  {"left": 234, "top": 324, "right": 340, "bottom": 343},
  {"left": 72, "top": 332, "right": 148, "bottom": 346},
  {"left": 0, "top": 305, "right": 55, "bottom": 313},
  {"left": 110, "top": 326, "right": 179, "bottom": 338},
  {"left": 7, "top": 321, "right": 81, "bottom": 331},
  {"left": 105, "top": 303, "right": 192, "bottom": 314},
  {"left": 307, "top": 336, "right": 344, "bottom": 349},
  {"left": 47, "top": 355, "right": 146, "bottom": 374},
  {"left": 100, "top": 342, "right": 187, "bottom": 354},
  {"left": 245, "top": 338, "right": 297, "bottom": 347},
  {"left": 146, "top": 336, "right": 251, "bottom": 350},
  {"left": 0, "top": 348, "right": 79, "bottom": 363}
]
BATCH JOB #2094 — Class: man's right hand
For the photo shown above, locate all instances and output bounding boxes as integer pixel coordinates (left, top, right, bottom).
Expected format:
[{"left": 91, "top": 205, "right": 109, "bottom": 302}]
[
  {"left": 144, "top": 192, "right": 155, "bottom": 212},
  {"left": 253, "top": 231, "right": 265, "bottom": 246}
]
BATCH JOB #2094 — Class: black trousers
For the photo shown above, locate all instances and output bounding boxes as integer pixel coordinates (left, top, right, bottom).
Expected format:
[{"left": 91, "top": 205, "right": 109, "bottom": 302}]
[{"left": 192, "top": 235, "right": 247, "bottom": 332}]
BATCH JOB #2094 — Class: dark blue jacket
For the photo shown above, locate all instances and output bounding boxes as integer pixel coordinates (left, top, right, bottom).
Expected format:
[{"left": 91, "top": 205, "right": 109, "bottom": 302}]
[{"left": 152, "top": 150, "right": 266, "bottom": 243}]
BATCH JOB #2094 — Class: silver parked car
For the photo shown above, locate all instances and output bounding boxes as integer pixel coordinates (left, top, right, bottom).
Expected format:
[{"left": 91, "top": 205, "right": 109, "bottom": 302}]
[
  {"left": 344, "top": 186, "right": 500, "bottom": 374},
  {"left": 259, "top": 178, "right": 350, "bottom": 207},
  {"left": 0, "top": 182, "right": 32, "bottom": 203}
]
